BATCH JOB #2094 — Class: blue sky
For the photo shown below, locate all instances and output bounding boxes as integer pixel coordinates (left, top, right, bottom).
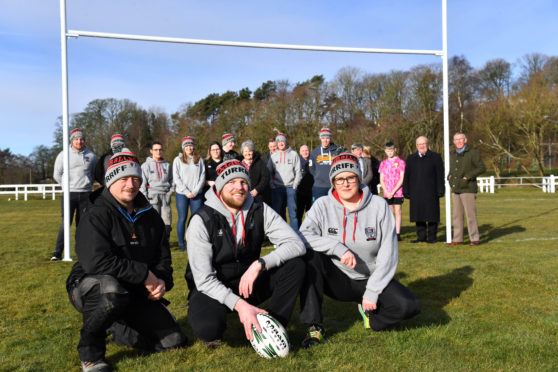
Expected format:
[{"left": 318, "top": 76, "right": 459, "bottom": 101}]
[{"left": 1, "top": 0, "right": 556, "bottom": 156}]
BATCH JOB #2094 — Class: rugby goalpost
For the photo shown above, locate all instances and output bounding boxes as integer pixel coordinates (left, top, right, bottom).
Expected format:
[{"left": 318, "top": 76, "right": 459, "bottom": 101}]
[{"left": 59, "top": 0, "right": 452, "bottom": 260}]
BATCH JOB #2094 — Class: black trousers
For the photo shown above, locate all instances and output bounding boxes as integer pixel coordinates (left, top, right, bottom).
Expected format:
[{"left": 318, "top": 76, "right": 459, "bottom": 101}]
[
  {"left": 68, "top": 275, "right": 186, "bottom": 362},
  {"left": 187, "top": 257, "right": 305, "bottom": 342},
  {"left": 54, "top": 191, "right": 90, "bottom": 257},
  {"left": 415, "top": 221, "right": 438, "bottom": 242},
  {"left": 296, "top": 191, "right": 313, "bottom": 227},
  {"left": 299, "top": 250, "right": 421, "bottom": 331}
]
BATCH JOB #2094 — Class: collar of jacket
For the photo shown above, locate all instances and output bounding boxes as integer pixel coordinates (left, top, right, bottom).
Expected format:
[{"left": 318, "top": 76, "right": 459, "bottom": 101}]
[
  {"left": 456, "top": 145, "right": 468, "bottom": 155},
  {"left": 415, "top": 149, "right": 431, "bottom": 158},
  {"left": 99, "top": 187, "right": 153, "bottom": 220}
]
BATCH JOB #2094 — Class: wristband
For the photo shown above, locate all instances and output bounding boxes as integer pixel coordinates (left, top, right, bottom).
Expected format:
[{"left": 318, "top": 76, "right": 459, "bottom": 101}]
[{"left": 257, "top": 258, "right": 267, "bottom": 272}]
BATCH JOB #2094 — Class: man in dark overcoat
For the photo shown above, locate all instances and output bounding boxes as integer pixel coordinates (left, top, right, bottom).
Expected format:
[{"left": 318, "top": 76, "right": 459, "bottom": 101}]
[{"left": 402, "top": 136, "right": 445, "bottom": 243}]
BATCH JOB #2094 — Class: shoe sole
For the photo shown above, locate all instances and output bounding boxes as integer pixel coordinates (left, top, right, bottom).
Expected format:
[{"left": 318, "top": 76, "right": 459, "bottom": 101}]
[{"left": 357, "top": 304, "right": 371, "bottom": 329}]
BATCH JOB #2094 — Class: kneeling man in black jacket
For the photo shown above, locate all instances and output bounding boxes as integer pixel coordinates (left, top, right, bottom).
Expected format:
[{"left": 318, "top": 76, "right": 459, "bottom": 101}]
[{"left": 66, "top": 149, "right": 186, "bottom": 372}]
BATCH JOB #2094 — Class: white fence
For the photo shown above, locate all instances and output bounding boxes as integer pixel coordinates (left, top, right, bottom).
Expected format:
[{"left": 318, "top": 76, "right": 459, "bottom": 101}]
[
  {"left": 0, "top": 184, "right": 63, "bottom": 201},
  {"left": 477, "top": 175, "right": 556, "bottom": 193},
  {"left": 0, "top": 177, "right": 555, "bottom": 199}
]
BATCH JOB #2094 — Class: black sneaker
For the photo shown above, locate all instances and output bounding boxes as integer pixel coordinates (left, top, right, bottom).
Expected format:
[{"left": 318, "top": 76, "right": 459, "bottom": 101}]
[
  {"left": 301, "top": 324, "right": 325, "bottom": 348},
  {"left": 81, "top": 359, "right": 111, "bottom": 372},
  {"left": 203, "top": 339, "right": 222, "bottom": 349},
  {"left": 50, "top": 255, "right": 61, "bottom": 261}
]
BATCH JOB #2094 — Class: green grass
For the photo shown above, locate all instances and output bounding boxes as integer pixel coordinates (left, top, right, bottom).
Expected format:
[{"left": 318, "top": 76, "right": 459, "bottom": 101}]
[{"left": 1, "top": 189, "right": 557, "bottom": 371}]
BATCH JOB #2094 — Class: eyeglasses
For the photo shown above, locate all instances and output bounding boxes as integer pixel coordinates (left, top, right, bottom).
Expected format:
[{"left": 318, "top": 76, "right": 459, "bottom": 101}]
[{"left": 333, "top": 175, "right": 359, "bottom": 186}]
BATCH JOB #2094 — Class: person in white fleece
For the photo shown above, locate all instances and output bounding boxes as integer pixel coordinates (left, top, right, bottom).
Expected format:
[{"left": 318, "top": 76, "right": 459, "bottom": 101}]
[
  {"left": 298, "top": 153, "right": 421, "bottom": 348},
  {"left": 185, "top": 159, "right": 305, "bottom": 348}
]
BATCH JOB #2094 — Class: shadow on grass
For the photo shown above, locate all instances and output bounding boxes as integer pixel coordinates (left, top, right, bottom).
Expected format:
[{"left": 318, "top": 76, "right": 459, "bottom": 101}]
[
  {"left": 399, "top": 224, "right": 447, "bottom": 242},
  {"left": 399, "top": 265, "right": 474, "bottom": 328},
  {"left": 479, "top": 223, "right": 525, "bottom": 243},
  {"left": 170, "top": 266, "right": 474, "bottom": 351}
]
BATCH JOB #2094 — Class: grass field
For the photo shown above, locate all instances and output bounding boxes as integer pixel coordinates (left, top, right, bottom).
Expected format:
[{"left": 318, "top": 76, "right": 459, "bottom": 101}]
[{"left": 1, "top": 189, "right": 557, "bottom": 371}]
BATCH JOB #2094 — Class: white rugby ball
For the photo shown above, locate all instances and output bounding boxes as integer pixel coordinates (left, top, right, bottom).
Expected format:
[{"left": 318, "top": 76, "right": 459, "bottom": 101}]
[{"left": 250, "top": 313, "right": 290, "bottom": 359}]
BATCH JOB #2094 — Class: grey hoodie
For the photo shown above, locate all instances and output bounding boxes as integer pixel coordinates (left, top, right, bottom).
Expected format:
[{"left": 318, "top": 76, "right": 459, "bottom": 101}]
[
  {"left": 53, "top": 146, "right": 96, "bottom": 192},
  {"left": 140, "top": 156, "right": 172, "bottom": 196},
  {"left": 299, "top": 186, "right": 398, "bottom": 304},
  {"left": 186, "top": 187, "right": 306, "bottom": 310},
  {"left": 267, "top": 147, "right": 302, "bottom": 189},
  {"left": 172, "top": 154, "right": 206, "bottom": 196}
]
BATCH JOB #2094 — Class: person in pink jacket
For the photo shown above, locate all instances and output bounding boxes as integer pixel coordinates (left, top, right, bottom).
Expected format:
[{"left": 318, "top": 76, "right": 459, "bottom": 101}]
[{"left": 379, "top": 142, "right": 405, "bottom": 241}]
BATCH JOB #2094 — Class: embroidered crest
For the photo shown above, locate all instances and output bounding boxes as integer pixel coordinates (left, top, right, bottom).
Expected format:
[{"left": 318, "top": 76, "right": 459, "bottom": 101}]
[
  {"left": 364, "top": 227, "right": 376, "bottom": 241},
  {"left": 328, "top": 227, "right": 338, "bottom": 235},
  {"left": 217, "top": 229, "right": 224, "bottom": 237}
]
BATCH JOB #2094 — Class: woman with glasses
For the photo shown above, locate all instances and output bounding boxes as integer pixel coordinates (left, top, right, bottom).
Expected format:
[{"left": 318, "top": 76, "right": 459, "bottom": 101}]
[
  {"left": 203, "top": 141, "right": 223, "bottom": 197},
  {"left": 173, "top": 136, "right": 206, "bottom": 251},
  {"left": 298, "top": 153, "right": 420, "bottom": 348}
]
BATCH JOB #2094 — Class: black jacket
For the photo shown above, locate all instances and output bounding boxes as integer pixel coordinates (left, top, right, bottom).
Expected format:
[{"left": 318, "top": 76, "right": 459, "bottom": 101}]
[
  {"left": 298, "top": 157, "right": 313, "bottom": 195},
  {"left": 402, "top": 150, "right": 445, "bottom": 222},
  {"left": 245, "top": 152, "right": 270, "bottom": 203},
  {"left": 66, "top": 187, "right": 173, "bottom": 296},
  {"left": 185, "top": 201, "right": 265, "bottom": 292},
  {"left": 94, "top": 150, "right": 115, "bottom": 186}
]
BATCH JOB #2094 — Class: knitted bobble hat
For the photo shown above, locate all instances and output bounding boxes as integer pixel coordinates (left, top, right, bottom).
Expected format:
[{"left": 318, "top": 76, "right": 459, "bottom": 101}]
[
  {"left": 105, "top": 148, "right": 143, "bottom": 189},
  {"left": 214, "top": 159, "right": 251, "bottom": 193},
  {"left": 329, "top": 153, "right": 362, "bottom": 185}
]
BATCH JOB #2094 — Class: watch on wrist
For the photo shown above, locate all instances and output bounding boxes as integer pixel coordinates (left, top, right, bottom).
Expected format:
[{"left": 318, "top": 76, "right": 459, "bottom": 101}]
[{"left": 257, "top": 258, "right": 267, "bottom": 271}]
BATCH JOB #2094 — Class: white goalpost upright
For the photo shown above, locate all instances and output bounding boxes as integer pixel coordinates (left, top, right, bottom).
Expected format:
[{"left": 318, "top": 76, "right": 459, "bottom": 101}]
[{"left": 59, "top": 0, "right": 452, "bottom": 260}]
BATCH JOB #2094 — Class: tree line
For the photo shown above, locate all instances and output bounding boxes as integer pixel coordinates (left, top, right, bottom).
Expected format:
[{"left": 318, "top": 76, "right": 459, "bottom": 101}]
[{"left": 2, "top": 53, "right": 557, "bottom": 184}]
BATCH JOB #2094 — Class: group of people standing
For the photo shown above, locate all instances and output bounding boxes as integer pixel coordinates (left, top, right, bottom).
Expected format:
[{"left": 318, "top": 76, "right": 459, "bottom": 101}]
[{"left": 52, "top": 126, "right": 483, "bottom": 372}]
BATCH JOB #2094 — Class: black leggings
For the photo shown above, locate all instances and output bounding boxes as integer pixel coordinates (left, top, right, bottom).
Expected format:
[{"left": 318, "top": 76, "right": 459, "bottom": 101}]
[{"left": 299, "top": 250, "right": 421, "bottom": 331}]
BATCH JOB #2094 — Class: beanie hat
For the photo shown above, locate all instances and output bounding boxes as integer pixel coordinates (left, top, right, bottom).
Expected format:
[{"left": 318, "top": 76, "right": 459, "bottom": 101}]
[
  {"left": 182, "top": 136, "right": 195, "bottom": 149},
  {"left": 222, "top": 133, "right": 235, "bottom": 147},
  {"left": 275, "top": 132, "right": 287, "bottom": 144},
  {"left": 329, "top": 153, "right": 362, "bottom": 185},
  {"left": 214, "top": 159, "right": 251, "bottom": 194},
  {"left": 105, "top": 148, "right": 143, "bottom": 189},
  {"left": 110, "top": 133, "right": 125, "bottom": 153},
  {"left": 70, "top": 128, "right": 84, "bottom": 142},
  {"left": 319, "top": 127, "right": 332, "bottom": 139}
]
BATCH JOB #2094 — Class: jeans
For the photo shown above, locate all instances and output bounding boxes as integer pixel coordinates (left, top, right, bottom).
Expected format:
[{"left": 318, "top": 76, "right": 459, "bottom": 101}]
[
  {"left": 271, "top": 187, "right": 298, "bottom": 230},
  {"left": 176, "top": 192, "right": 204, "bottom": 247}
]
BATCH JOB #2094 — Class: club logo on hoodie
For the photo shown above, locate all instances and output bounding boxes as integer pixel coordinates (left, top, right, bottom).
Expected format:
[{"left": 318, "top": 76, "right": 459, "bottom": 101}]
[{"left": 364, "top": 227, "right": 376, "bottom": 241}]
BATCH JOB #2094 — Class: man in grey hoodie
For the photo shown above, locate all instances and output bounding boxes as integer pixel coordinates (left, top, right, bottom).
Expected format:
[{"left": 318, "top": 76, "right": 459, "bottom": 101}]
[
  {"left": 267, "top": 132, "right": 302, "bottom": 230},
  {"left": 299, "top": 153, "right": 421, "bottom": 348},
  {"left": 185, "top": 160, "right": 305, "bottom": 347},
  {"left": 51, "top": 128, "right": 96, "bottom": 261},
  {"left": 141, "top": 141, "right": 173, "bottom": 239}
]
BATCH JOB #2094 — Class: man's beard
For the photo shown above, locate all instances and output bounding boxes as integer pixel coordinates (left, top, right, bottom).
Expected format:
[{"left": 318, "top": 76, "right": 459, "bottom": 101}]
[{"left": 221, "top": 190, "right": 247, "bottom": 209}]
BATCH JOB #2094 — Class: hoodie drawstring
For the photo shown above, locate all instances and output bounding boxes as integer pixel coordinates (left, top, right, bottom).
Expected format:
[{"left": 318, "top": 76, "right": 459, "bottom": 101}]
[
  {"left": 230, "top": 210, "right": 246, "bottom": 249},
  {"left": 341, "top": 208, "right": 358, "bottom": 245}
]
